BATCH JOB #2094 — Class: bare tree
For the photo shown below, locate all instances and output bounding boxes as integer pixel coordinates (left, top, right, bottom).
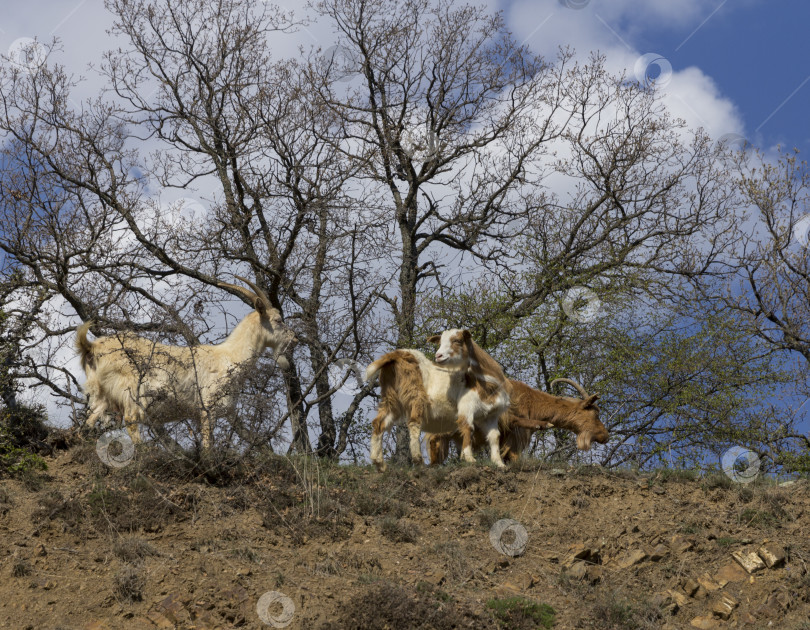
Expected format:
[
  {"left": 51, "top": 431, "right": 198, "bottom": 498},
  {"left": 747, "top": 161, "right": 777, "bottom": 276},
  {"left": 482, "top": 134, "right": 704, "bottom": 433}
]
[{"left": 693, "top": 148, "right": 810, "bottom": 464}]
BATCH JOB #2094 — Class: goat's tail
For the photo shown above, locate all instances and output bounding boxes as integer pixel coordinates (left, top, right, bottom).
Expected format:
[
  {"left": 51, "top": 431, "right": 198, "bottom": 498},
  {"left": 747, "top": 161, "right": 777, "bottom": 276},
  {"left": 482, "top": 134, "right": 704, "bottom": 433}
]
[
  {"left": 365, "top": 350, "right": 418, "bottom": 383},
  {"left": 76, "top": 321, "right": 95, "bottom": 371}
]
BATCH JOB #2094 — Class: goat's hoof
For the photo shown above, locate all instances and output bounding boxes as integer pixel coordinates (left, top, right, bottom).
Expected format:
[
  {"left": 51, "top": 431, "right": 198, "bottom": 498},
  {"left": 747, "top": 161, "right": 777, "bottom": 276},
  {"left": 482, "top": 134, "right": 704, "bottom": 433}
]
[{"left": 372, "top": 460, "right": 387, "bottom": 472}]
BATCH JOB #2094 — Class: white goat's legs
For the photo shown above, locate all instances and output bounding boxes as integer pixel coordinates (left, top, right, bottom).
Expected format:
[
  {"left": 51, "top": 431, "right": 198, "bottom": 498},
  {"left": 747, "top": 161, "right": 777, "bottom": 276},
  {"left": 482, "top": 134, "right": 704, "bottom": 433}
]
[
  {"left": 483, "top": 416, "right": 506, "bottom": 469},
  {"left": 370, "top": 412, "right": 394, "bottom": 471},
  {"left": 200, "top": 410, "right": 213, "bottom": 450}
]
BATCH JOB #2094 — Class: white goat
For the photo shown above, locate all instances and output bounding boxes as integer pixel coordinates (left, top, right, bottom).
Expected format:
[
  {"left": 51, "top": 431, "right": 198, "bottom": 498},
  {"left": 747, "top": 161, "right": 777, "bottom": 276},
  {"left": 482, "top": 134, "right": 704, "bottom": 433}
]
[
  {"left": 76, "top": 277, "right": 297, "bottom": 449},
  {"left": 366, "top": 329, "right": 510, "bottom": 470}
]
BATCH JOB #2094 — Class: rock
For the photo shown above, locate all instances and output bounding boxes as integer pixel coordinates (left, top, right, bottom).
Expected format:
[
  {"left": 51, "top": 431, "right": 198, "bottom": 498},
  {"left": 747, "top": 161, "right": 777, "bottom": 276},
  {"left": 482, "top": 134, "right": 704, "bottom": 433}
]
[
  {"left": 562, "top": 544, "right": 593, "bottom": 568},
  {"left": 585, "top": 565, "right": 604, "bottom": 584},
  {"left": 652, "top": 591, "right": 678, "bottom": 615},
  {"left": 145, "top": 610, "right": 174, "bottom": 629},
  {"left": 550, "top": 469, "right": 566, "bottom": 476},
  {"left": 653, "top": 485, "right": 666, "bottom": 495},
  {"left": 682, "top": 577, "right": 699, "bottom": 597},
  {"left": 616, "top": 549, "right": 647, "bottom": 569},
  {"left": 697, "top": 573, "right": 721, "bottom": 593},
  {"left": 649, "top": 544, "right": 669, "bottom": 562},
  {"left": 711, "top": 592, "right": 738, "bottom": 620},
  {"left": 567, "top": 561, "right": 588, "bottom": 580},
  {"left": 668, "top": 589, "right": 690, "bottom": 608},
  {"left": 690, "top": 615, "right": 721, "bottom": 629},
  {"left": 423, "top": 570, "right": 446, "bottom": 586},
  {"left": 156, "top": 593, "right": 190, "bottom": 624},
  {"left": 731, "top": 550, "right": 766, "bottom": 574},
  {"left": 501, "top": 572, "right": 533, "bottom": 591},
  {"left": 757, "top": 543, "right": 786, "bottom": 569},
  {"left": 670, "top": 535, "right": 694, "bottom": 554},
  {"left": 715, "top": 562, "right": 748, "bottom": 586}
]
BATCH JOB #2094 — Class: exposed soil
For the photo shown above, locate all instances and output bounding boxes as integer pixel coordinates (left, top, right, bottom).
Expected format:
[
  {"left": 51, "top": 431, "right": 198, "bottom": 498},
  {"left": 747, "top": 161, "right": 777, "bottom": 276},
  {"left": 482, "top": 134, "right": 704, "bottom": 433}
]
[{"left": 1, "top": 444, "right": 808, "bottom": 629}]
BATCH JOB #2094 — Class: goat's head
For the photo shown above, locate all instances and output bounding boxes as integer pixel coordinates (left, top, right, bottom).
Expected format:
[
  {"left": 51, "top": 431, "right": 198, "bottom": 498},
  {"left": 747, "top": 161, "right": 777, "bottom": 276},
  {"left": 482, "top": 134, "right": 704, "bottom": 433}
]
[
  {"left": 428, "top": 328, "right": 472, "bottom": 367},
  {"left": 551, "top": 378, "right": 609, "bottom": 450},
  {"left": 219, "top": 276, "right": 298, "bottom": 368}
]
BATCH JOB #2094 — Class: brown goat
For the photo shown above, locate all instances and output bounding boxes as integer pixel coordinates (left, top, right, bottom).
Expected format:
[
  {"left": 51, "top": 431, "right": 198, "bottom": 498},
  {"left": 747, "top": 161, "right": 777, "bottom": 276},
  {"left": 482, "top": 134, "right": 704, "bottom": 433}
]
[
  {"left": 426, "top": 378, "right": 608, "bottom": 465},
  {"left": 366, "top": 329, "right": 511, "bottom": 470}
]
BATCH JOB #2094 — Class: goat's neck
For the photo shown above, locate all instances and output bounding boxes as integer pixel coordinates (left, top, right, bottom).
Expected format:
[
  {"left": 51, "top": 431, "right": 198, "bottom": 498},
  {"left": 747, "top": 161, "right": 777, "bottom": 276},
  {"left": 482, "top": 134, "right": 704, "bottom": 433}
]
[
  {"left": 523, "top": 390, "right": 582, "bottom": 432},
  {"left": 218, "top": 312, "right": 267, "bottom": 364}
]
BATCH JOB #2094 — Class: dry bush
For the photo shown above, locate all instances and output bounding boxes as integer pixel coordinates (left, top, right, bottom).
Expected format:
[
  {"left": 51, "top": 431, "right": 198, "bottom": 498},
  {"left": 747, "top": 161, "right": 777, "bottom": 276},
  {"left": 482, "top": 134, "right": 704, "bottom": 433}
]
[
  {"left": 113, "top": 564, "right": 145, "bottom": 602},
  {"left": 317, "top": 581, "right": 480, "bottom": 630},
  {"left": 112, "top": 536, "right": 161, "bottom": 563}
]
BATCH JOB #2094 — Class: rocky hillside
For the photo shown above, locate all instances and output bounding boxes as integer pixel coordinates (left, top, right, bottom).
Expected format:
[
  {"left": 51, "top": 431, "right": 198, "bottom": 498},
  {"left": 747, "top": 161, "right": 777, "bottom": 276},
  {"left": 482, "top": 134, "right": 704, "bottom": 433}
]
[{"left": 0, "top": 443, "right": 808, "bottom": 629}]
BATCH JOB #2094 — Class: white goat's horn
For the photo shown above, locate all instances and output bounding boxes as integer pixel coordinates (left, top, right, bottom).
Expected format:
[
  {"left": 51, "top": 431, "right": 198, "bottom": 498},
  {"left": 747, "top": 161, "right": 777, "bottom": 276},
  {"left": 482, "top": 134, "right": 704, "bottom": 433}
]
[{"left": 234, "top": 275, "right": 272, "bottom": 311}]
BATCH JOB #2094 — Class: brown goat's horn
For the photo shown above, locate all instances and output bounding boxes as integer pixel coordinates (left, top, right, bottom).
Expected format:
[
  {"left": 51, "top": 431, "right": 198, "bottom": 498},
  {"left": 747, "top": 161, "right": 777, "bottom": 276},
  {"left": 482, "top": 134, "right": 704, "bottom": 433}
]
[{"left": 550, "top": 378, "right": 589, "bottom": 399}]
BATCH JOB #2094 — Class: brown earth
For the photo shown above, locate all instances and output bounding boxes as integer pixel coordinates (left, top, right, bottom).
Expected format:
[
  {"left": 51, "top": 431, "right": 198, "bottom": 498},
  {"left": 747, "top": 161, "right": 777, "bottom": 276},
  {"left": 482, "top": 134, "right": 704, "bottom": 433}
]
[{"left": 0, "top": 443, "right": 808, "bottom": 630}]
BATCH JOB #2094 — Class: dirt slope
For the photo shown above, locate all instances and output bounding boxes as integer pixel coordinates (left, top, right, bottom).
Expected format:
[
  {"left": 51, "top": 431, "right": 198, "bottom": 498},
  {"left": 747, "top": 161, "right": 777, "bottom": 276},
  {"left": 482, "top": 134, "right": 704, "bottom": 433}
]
[{"left": 0, "top": 444, "right": 808, "bottom": 630}]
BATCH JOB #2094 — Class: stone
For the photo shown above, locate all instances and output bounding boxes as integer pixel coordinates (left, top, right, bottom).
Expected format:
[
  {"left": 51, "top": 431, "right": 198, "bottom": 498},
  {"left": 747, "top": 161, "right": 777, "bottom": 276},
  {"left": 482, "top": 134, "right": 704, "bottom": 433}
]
[
  {"left": 649, "top": 544, "right": 669, "bottom": 561},
  {"left": 670, "top": 535, "right": 694, "bottom": 554},
  {"left": 562, "top": 544, "right": 593, "bottom": 568},
  {"left": 668, "top": 589, "right": 690, "bottom": 608},
  {"left": 715, "top": 562, "right": 748, "bottom": 586},
  {"left": 697, "top": 572, "right": 721, "bottom": 593},
  {"left": 711, "top": 592, "right": 738, "bottom": 620},
  {"left": 567, "top": 561, "right": 588, "bottom": 580},
  {"left": 731, "top": 550, "right": 766, "bottom": 574},
  {"left": 585, "top": 565, "right": 604, "bottom": 584},
  {"left": 423, "top": 570, "right": 446, "bottom": 586},
  {"left": 652, "top": 591, "right": 678, "bottom": 615},
  {"left": 757, "top": 543, "right": 786, "bottom": 569},
  {"left": 156, "top": 593, "right": 190, "bottom": 624},
  {"left": 690, "top": 615, "right": 721, "bottom": 629},
  {"left": 616, "top": 549, "right": 647, "bottom": 569},
  {"left": 682, "top": 577, "right": 699, "bottom": 597},
  {"left": 145, "top": 610, "right": 174, "bottom": 629}
]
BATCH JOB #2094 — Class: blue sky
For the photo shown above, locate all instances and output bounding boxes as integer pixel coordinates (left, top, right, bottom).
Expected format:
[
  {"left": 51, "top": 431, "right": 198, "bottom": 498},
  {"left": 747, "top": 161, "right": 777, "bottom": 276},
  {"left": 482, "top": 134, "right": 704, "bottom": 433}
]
[
  {"left": 502, "top": 0, "right": 809, "bottom": 157},
  {"left": 627, "top": 0, "right": 810, "bottom": 155}
]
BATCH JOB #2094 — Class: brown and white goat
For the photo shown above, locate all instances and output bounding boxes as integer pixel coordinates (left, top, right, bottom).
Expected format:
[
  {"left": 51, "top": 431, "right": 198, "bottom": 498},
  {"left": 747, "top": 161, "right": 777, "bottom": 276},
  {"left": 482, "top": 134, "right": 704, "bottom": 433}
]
[
  {"left": 426, "top": 377, "right": 608, "bottom": 464},
  {"left": 366, "top": 329, "right": 510, "bottom": 470},
  {"left": 76, "top": 277, "right": 297, "bottom": 449}
]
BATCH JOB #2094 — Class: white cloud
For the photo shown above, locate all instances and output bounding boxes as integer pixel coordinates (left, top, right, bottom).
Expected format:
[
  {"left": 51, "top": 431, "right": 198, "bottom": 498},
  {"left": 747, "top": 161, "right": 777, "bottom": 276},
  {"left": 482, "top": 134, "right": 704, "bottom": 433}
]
[{"left": 506, "top": 0, "right": 746, "bottom": 139}]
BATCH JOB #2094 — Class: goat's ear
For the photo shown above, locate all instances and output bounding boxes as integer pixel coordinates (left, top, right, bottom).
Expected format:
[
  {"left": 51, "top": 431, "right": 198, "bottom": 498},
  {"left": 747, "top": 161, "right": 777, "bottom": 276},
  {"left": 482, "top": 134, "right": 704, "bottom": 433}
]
[
  {"left": 254, "top": 297, "right": 267, "bottom": 316},
  {"left": 582, "top": 394, "right": 600, "bottom": 408},
  {"left": 427, "top": 335, "right": 441, "bottom": 344}
]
